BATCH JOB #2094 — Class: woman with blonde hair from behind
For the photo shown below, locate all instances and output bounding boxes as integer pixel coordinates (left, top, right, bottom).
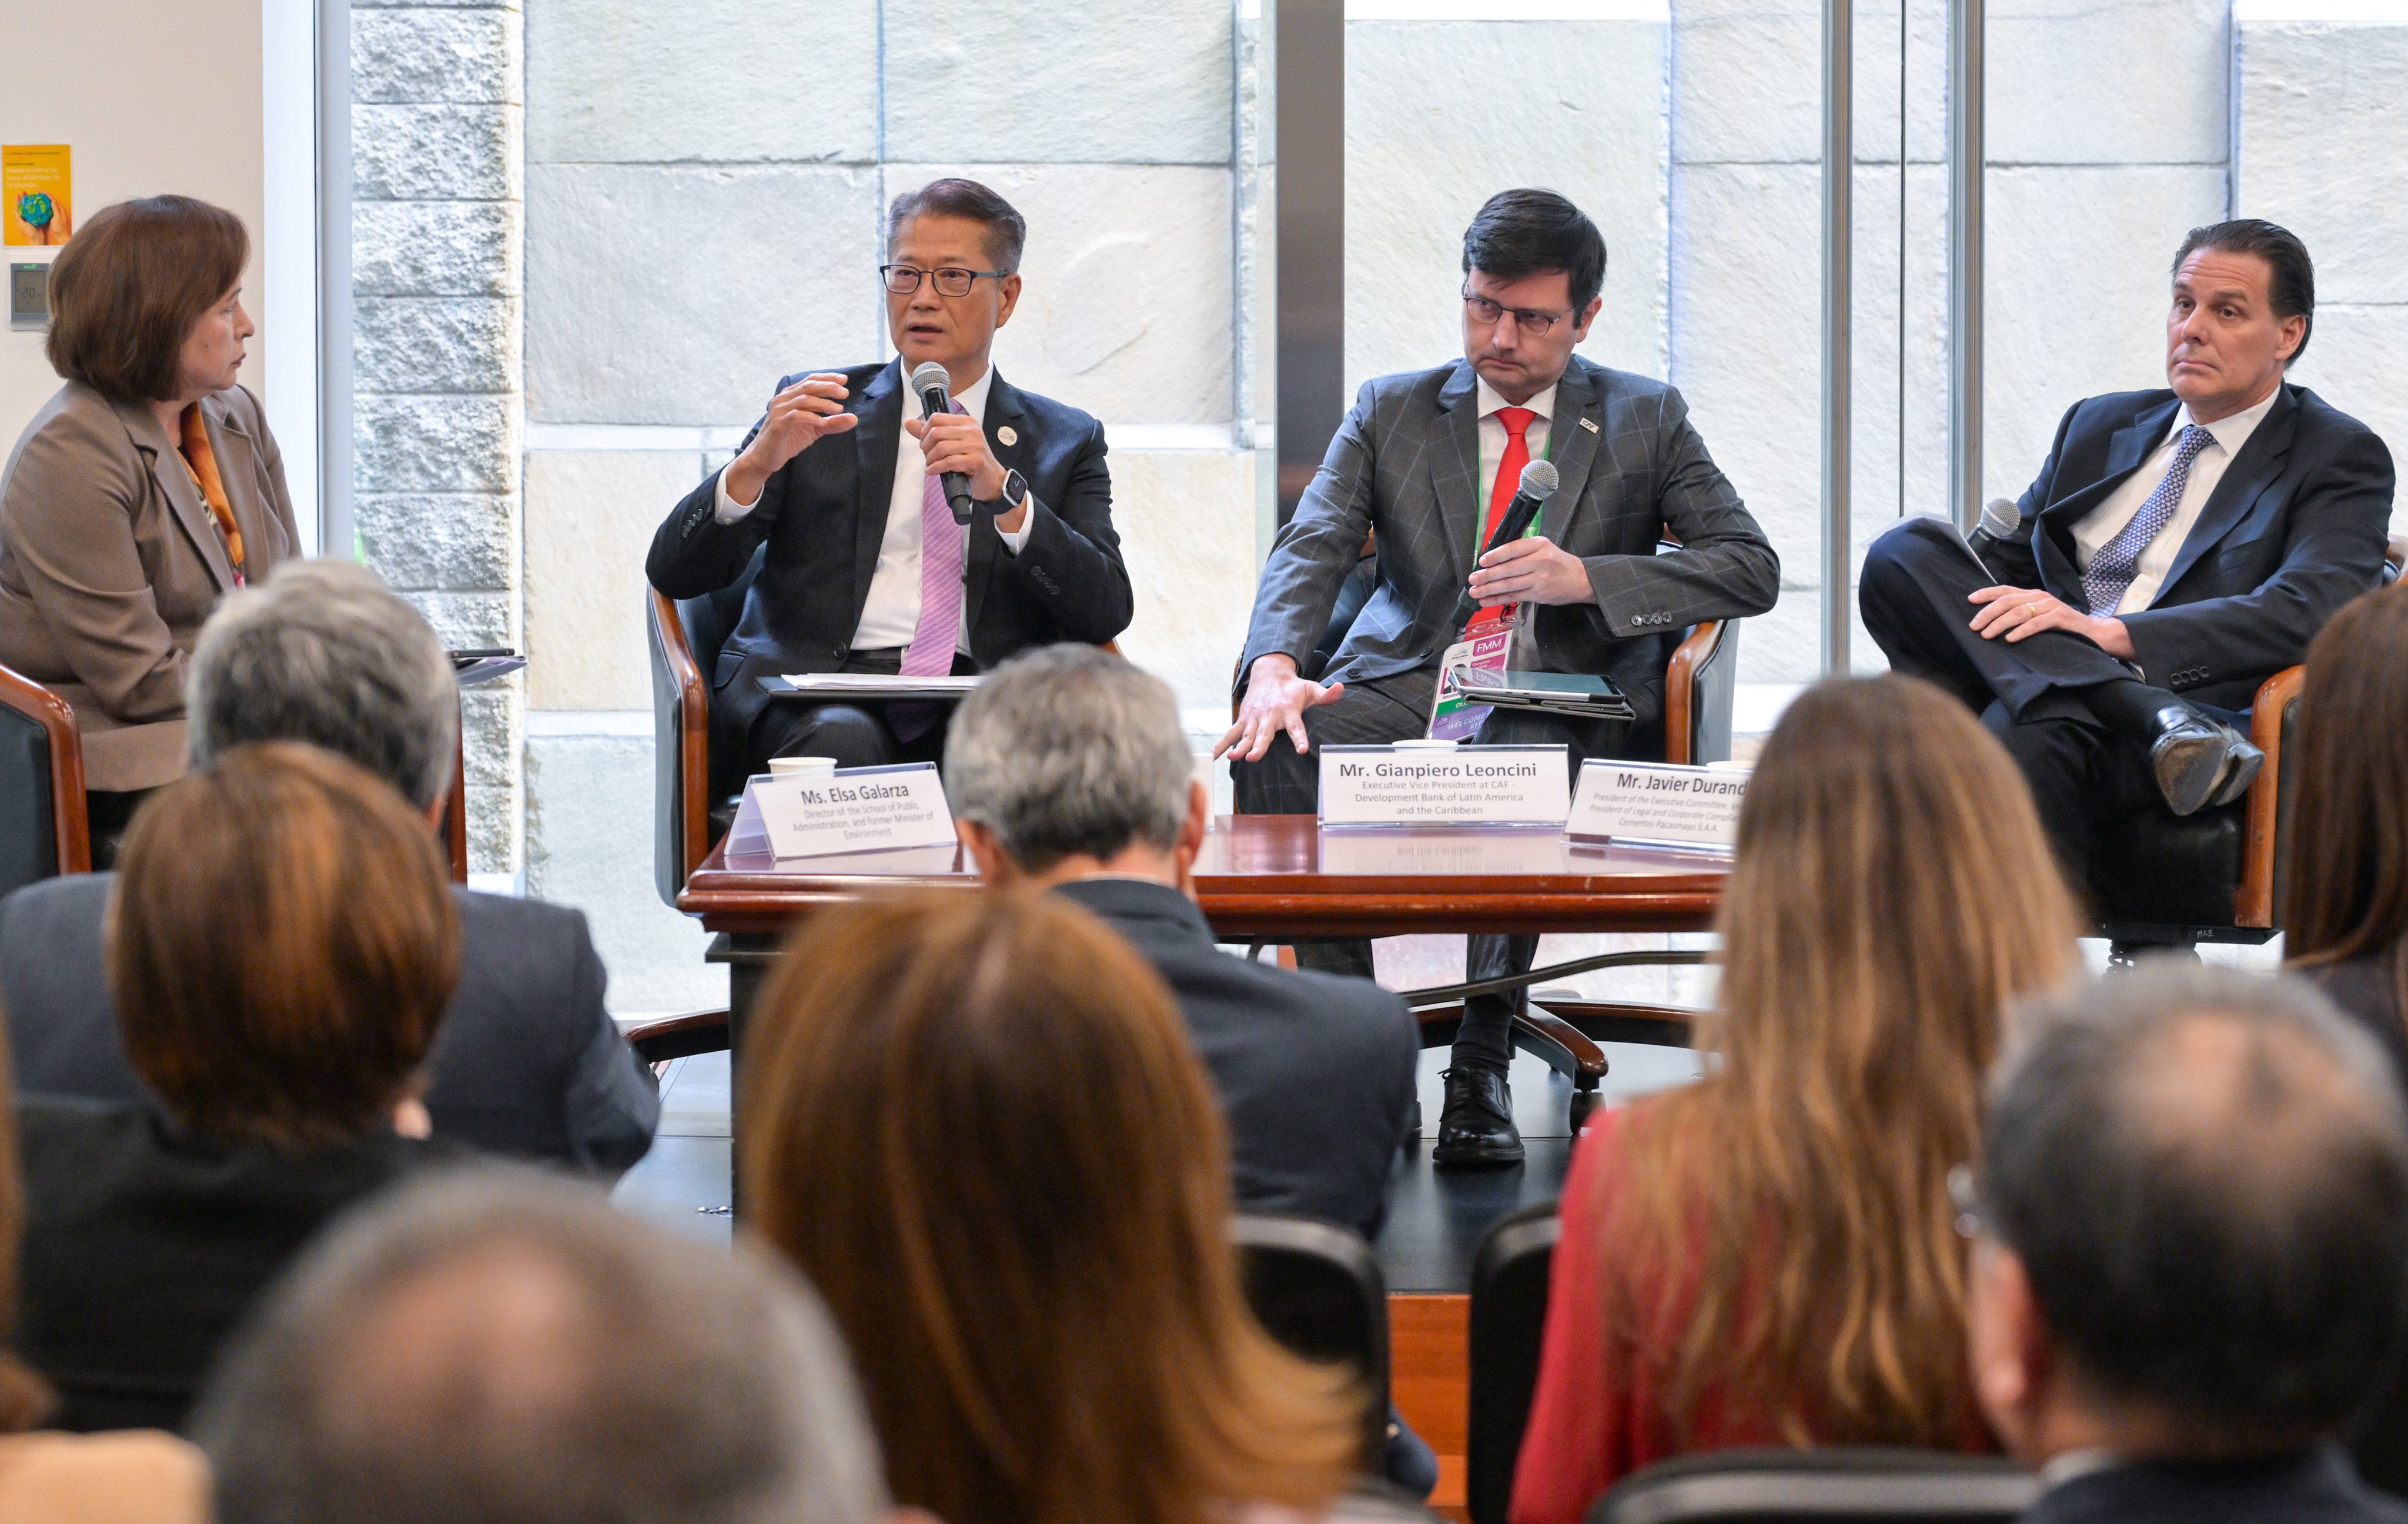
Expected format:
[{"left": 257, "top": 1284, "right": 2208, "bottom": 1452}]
[
  {"left": 741, "top": 889, "right": 1369, "bottom": 1524},
  {"left": 1511, "top": 674, "right": 2083, "bottom": 1524}
]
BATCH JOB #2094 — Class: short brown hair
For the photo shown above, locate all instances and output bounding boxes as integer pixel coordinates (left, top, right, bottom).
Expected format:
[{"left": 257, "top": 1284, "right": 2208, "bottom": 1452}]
[
  {"left": 44, "top": 195, "right": 249, "bottom": 404},
  {"left": 887, "top": 178, "right": 1026, "bottom": 273},
  {"left": 2285, "top": 582, "right": 2408, "bottom": 1013},
  {"left": 108, "top": 743, "right": 460, "bottom": 1147},
  {"left": 741, "top": 891, "right": 1356, "bottom": 1524}
]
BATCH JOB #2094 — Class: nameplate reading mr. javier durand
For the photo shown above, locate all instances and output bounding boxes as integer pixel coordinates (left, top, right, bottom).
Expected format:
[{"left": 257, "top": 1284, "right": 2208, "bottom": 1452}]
[
  {"left": 1317, "top": 745, "right": 1570, "bottom": 828},
  {"left": 1564, "top": 760, "right": 1750, "bottom": 851},
  {"left": 751, "top": 762, "right": 959, "bottom": 860}
]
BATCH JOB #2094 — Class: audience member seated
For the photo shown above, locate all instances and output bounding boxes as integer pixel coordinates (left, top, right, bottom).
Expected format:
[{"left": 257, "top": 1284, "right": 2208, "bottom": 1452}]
[
  {"left": 948, "top": 644, "right": 1435, "bottom": 1496},
  {"left": 1861, "top": 219, "right": 2395, "bottom": 885},
  {"left": 949, "top": 643, "right": 1417, "bottom": 1240},
  {"left": 0, "top": 196, "right": 300, "bottom": 861},
  {"left": 1964, "top": 965, "right": 2408, "bottom": 1524},
  {"left": 192, "top": 1170, "right": 893, "bottom": 1524},
  {"left": 0, "top": 559, "right": 657, "bottom": 1172},
  {"left": 2283, "top": 582, "right": 2408, "bottom": 1077},
  {"left": 742, "top": 890, "right": 1383, "bottom": 1524},
  {"left": 1512, "top": 674, "right": 2083, "bottom": 1524},
  {"left": 0, "top": 1024, "right": 205, "bottom": 1520},
  {"left": 17, "top": 743, "right": 471, "bottom": 1433}
]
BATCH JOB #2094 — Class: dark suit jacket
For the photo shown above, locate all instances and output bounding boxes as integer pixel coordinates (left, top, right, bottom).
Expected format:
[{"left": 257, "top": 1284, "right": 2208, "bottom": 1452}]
[
  {"left": 0, "top": 875, "right": 658, "bottom": 1172},
  {"left": 1239, "top": 355, "right": 1779, "bottom": 734},
  {"left": 16, "top": 1095, "right": 470, "bottom": 1433},
  {"left": 1989, "top": 383, "right": 2394, "bottom": 713},
  {"left": 1054, "top": 877, "right": 1417, "bottom": 1241},
  {"left": 2308, "top": 952, "right": 2408, "bottom": 1091},
  {"left": 2022, "top": 1448, "right": 2408, "bottom": 1524},
  {"left": 646, "top": 360, "right": 1133, "bottom": 767}
]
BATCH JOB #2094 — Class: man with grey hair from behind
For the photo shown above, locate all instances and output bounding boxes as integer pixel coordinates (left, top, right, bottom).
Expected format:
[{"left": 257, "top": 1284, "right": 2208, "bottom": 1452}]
[
  {"left": 0, "top": 558, "right": 658, "bottom": 1171},
  {"left": 193, "top": 1171, "right": 900, "bottom": 1524},
  {"left": 1964, "top": 964, "right": 2408, "bottom": 1524},
  {"left": 946, "top": 644, "right": 1432, "bottom": 1495}
]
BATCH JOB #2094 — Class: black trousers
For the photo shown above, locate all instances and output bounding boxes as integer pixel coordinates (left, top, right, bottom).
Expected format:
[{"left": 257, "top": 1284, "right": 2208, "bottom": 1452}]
[
  {"left": 1858, "top": 516, "right": 2237, "bottom": 880},
  {"left": 1229, "top": 664, "right": 1627, "bottom": 1072},
  {"left": 740, "top": 648, "right": 971, "bottom": 780}
]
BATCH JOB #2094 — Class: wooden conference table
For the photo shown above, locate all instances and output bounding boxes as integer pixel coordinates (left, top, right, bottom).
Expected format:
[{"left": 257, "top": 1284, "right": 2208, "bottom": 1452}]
[{"left": 680, "top": 813, "right": 1727, "bottom": 1043}]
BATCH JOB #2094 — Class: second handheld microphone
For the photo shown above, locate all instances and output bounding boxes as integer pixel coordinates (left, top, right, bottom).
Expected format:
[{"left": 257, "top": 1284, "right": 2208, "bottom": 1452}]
[
  {"left": 908, "top": 360, "right": 979, "bottom": 525},
  {"left": 1449, "top": 459, "right": 1562, "bottom": 632}
]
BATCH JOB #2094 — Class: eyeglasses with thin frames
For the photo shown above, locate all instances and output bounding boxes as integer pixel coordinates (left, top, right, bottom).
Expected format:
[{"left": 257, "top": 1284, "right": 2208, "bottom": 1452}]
[
  {"left": 1462, "top": 286, "right": 1574, "bottom": 339},
  {"left": 881, "top": 265, "right": 1009, "bottom": 298}
]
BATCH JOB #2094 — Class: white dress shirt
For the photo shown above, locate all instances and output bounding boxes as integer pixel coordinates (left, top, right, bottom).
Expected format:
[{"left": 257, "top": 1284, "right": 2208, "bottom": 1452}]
[
  {"left": 2072, "top": 389, "right": 2278, "bottom": 617},
  {"left": 714, "top": 363, "right": 1032, "bottom": 653}
]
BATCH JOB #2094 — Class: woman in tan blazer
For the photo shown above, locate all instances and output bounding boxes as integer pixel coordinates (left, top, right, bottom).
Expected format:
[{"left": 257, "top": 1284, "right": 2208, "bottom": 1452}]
[{"left": 0, "top": 195, "right": 299, "bottom": 857}]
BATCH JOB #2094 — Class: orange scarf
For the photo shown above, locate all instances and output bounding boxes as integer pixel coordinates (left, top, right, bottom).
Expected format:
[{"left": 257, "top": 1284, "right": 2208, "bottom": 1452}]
[{"left": 176, "top": 403, "right": 246, "bottom": 584}]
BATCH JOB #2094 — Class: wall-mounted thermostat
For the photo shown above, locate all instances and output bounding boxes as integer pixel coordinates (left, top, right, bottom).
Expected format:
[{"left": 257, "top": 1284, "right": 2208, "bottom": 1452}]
[{"left": 10, "top": 263, "right": 48, "bottom": 330}]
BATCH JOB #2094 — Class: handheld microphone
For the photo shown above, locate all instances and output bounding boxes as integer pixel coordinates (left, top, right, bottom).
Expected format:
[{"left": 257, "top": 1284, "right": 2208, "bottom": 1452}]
[
  {"left": 1451, "top": 459, "right": 1563, "bottom": 631},
  {"left": 908, "top": 360, "right": 978, "bottom": 525},
  {"left": 1968, "top": 496, "right": 2022, "bottom": 575}
]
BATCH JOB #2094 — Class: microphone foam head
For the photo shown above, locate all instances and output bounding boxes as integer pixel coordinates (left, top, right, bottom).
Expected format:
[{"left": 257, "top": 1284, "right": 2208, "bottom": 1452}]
[
  {"left": 1981, "top": 496, "right": 2022, "bottom": 536},
  {"left": 1519, "top": 459, "right": 1561, "bottom": 500},
  {"left": 908, "top": 360, "right": 952, "bottom": 397}
]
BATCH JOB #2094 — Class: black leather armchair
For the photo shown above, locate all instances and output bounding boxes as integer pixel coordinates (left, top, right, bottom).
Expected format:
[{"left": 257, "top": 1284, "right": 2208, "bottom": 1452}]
[
  {"left": 0, "top": 661, "right": 90, "bottom": 897},
  {"left": 1231, "top": 1213, "right": 1393, "bottom": 1473},
  {"left": 1467, "top": 1201, "right": 1560, "bottom": 1524},
  {"left": 2089, "top": 534, "right": 2406, "bottom": 958},
  {"left": 1588, "top": 1448, "right": 2035, "bottom": 1524}
]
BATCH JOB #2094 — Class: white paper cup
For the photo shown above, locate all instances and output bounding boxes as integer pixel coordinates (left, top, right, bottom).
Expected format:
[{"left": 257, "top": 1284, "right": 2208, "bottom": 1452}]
[{"left": 768, "top": 756, "right": 839, "bottom": 778}]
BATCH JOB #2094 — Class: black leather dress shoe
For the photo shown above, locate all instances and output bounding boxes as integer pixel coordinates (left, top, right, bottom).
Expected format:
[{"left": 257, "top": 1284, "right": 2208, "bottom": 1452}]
[
  {"left": 1433, "top": 1067, "right": 1523, "bottom": 1168},
  {"left": 2147, "top": 705, "right": 2264, "bottom": 817}
]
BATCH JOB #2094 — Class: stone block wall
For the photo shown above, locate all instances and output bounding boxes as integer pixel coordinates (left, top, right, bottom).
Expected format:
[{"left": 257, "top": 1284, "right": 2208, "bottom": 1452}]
[
  {"left": 2237, "top": 9, "right": 2408, "bottom": 515},
  {"left": 352, "top": 0, "right": 526, "bottom": 873}
]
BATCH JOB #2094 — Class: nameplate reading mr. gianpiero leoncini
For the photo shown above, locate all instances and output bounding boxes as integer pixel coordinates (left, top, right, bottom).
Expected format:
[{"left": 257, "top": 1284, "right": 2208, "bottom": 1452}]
[{"left": 1316, "top": 744, "right": 1571, "bottom": 828}]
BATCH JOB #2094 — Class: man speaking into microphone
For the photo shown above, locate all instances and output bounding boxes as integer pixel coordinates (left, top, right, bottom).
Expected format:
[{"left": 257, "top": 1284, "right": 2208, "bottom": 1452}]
[
  {"left": 648, "top": 179, "right": 1131, "bottom": 789},
  {"left": 1219, "top": 189, "right": 1778, "bottom": 1165}
]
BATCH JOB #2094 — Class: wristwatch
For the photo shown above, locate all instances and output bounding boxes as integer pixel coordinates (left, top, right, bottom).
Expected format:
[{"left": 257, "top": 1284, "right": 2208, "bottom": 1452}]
[{"left": 977, "top": 469, "right": 1029, "bottom": 517}]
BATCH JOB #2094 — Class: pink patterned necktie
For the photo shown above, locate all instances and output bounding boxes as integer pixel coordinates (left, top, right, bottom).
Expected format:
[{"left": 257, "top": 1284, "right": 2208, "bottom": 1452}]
[{"left": 890, "top": 400, "right": 969, "bottom": 741}]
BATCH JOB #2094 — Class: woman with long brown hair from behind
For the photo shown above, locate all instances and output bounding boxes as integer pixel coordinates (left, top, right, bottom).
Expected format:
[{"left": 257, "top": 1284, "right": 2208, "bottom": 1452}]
[
  {"left": 741, "top": 890, "right": 1362, "bottom": 1524},
  {"left": 2283, "top": 581, "right": 2408, "bottom": 1077},
  {"left": 1511, "top": 674, "right": 2084, "bottom": 1524}
]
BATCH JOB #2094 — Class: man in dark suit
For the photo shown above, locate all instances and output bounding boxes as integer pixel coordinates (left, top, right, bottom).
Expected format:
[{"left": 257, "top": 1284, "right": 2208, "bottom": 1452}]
[
  {"left": 1216, "top": 189, "right": 1779, "bottom": 1166},
  {"left": 0, "top": 559, "right": 658, "bottom": 1174},
  {"left": 647, "top": 178, "right": 1131, "bottom": 794},
  {"left": 947, "top": 643, "right": 1431, "bottom": 1492},
  {"left": 1862, "top": 219, "right": 2394, "bottom": 881},
  {"left": 1964, "top": 965, "right": 2408, "bottom": 1524}
]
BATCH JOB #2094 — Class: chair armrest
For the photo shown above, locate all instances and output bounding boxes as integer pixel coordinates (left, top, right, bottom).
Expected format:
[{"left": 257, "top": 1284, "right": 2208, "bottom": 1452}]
[
  {"left": 0, "top": 662, "right": 89, "bottom": 875},
  {"left": 651, "top": 588, "right": 713, "bottom": 890},
  {"left": 2236, "top": 664, "right": 2303, "bottom": 929},
  {"left": 444, "top": 697, "right": 468, "bottom": 883},
  {"left": 1662, "top": 621, "right": 1725, "bottom": 766},
  {"left": 626, "top": 1008, "right": 730, "bottom": 1064}
]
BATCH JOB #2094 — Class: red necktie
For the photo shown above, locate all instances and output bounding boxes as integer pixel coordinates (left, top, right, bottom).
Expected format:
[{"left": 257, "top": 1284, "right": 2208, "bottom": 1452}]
[{"left": 1469, "top": 406, "right": 1537, "bottom": 631}]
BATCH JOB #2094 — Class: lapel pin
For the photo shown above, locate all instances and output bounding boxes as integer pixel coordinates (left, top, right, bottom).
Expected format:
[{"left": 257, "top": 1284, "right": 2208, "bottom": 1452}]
[
  {"left": 997, "top": 425, "right": 1018, "bottom": 447},
  {"left": 1579, "top": 417, "right": 1600, "bottom": 435}
]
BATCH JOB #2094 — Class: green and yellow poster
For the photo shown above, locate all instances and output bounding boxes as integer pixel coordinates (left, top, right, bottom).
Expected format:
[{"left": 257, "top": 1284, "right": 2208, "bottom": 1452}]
[{"left": 4, "top": 146, "right": 72, "bottom": 247}]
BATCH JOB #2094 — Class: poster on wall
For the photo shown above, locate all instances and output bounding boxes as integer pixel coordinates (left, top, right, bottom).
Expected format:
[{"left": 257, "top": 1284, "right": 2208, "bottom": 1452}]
[{"left": 4, "top": 147, "right": 72, "bottom": 247}]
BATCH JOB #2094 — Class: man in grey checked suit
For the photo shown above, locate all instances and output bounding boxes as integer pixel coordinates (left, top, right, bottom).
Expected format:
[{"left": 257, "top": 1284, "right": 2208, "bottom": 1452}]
[{"left": 1217, "top": 189, "right": 1778, "bottom": 1166}]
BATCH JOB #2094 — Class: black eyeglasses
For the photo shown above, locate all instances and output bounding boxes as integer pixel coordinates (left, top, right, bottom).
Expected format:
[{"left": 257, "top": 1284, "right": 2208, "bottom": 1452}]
[
  {"left": 881, "top": 264, "right": 1009, "bottom": 298},
  {"left": 1463, "top": 287, "right": 1574, "bottom": 338}
]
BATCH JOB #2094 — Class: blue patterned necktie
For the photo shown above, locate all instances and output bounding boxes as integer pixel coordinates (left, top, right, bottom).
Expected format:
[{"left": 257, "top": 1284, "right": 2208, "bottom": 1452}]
[{"left": 2083, "top": 423, "right": 2215, "bottom": 616}]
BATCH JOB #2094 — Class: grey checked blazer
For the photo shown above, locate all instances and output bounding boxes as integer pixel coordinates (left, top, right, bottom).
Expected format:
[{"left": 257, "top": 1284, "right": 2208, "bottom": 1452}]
[{"left": 1239, "top": 356, "right": 1779, "bottom": 731}]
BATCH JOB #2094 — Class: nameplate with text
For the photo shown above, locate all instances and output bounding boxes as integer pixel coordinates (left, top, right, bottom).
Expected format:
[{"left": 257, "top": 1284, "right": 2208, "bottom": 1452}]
[
  {"left": 1564, "top": 760, "right": 1750, "bottom": 851},
  {"left": 1317, "top": 745, "right": 1570, "bottom": 828},
  {"left": 736, "top": 763, "right": 959, "bottom": 860}
]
